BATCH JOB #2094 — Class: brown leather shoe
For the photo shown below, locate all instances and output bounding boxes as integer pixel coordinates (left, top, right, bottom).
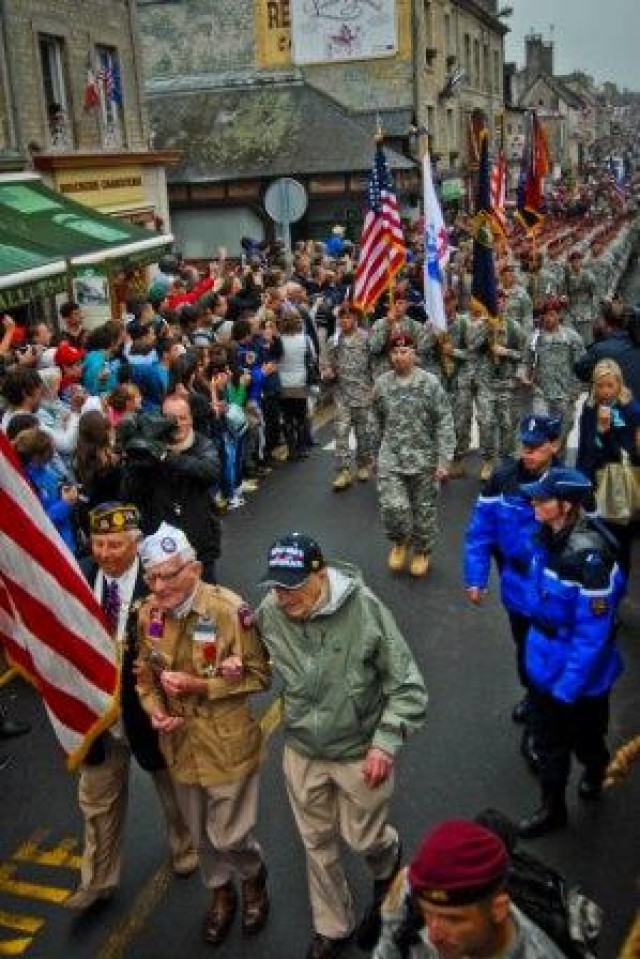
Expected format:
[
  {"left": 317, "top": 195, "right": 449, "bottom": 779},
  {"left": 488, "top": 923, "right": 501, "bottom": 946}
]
[
  {"left": 241, "top": 863, "right": 269, "bottom": 936},
  {"left": 203, "top": 882, "right": 237, "bottom": 945}
]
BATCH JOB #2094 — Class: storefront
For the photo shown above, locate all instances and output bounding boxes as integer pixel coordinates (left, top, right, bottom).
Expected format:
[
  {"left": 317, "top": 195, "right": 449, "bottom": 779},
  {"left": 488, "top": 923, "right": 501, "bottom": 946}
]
[{"left": 0, "top": 172, "right": 173, "bottom": 322}]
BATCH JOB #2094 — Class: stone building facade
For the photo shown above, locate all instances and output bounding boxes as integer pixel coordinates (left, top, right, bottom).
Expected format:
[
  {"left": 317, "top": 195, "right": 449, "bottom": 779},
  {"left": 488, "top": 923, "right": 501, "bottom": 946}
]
[{"left": 0, "top": 0, "right": 177, "bottom": 224}]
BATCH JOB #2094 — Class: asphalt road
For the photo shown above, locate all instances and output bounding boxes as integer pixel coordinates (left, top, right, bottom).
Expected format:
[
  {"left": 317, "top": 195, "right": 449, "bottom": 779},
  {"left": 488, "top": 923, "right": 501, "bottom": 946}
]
[{"left": 1, "top": 417, "right": 638, "bottom": 958}]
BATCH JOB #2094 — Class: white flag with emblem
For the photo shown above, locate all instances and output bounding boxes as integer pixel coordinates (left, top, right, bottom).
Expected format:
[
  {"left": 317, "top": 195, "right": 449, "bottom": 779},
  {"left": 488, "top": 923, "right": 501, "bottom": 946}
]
[{"left": 423, "top": 151, "right": 450, "bottom": 332}]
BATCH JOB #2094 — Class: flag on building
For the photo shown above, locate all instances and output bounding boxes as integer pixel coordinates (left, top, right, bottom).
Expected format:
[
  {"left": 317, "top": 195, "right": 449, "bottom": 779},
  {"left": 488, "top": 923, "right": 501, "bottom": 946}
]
[
  {"left": 84, "top": 66, "right": 100, "bottom": 110},
  {"left": 515, "top": 111, "right": 550, "bottom": 234},
  {"left": 422, "top": 150, "right": 450, "bottom": 332},
  {"left": 490, "top": 149, "right": 508, "bottom": 234},
  {"left": 471, "top": 125, "right": 499, "bottom": 318},
  {"left": 353, "top": 141, "right": 406, "bottom": 312},
  {"left": 97, "top": 56, "right": 123, "bottom": 106},
  {"left": 0, "top": 432, "right": 118, "bottom": 771}
]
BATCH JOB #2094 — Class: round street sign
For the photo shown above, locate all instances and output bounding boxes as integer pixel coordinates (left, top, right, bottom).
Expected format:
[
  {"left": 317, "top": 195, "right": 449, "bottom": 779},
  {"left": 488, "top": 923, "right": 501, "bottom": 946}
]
[{"left": 264, "top": 177, "right": 307, "bottom": 224}]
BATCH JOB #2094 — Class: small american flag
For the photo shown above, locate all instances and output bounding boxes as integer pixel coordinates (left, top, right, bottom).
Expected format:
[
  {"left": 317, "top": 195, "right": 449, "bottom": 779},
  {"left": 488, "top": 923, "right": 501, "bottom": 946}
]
[
  {"left": 353, "top": 143, "right": 406, "bottom": 312},
  {"left": 0, "top": 432, "right": 118, "bottom": 770}
]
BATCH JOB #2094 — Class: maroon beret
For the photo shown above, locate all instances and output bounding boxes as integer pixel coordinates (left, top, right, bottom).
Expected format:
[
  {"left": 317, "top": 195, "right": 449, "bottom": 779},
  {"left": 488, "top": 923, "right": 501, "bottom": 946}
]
[
  {"left": 408, "top": 820, "right": 508, "bottom": 906},
  {"left": 389, "top": 331, "right": 416, "bottom": 350}
]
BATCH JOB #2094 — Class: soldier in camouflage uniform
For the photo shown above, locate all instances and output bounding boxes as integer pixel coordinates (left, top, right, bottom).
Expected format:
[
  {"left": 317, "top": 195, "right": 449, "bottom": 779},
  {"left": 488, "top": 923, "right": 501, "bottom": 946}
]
[
  {"left": 525, "top": 251, "right": 560, "bottom": 317},
  {"left": 563, "top": 249, "right": 597, "bottom": 345},
  {"left": 323, "top": 303, "right": 374, "bottom": 491},
  {"left": 369, "top": 290, "right": 437, "bottom": 379},
  {"left": 371, "top": 331, "right": 455, "bottom": 578},
  {"left": 448, "top": 299, "right": 496, "bottom": 478},
  {"left": 520, "top": 298, "right": 585, "bottom": 448},
  {"left": 501, "top": 263, "right": 534, "bottom": 335},
  {"left": 489, "top": 292, "right": 526, "bottom": 472},
  {"left": 587, "top": 239, "right": 614, "bottom": 303}
]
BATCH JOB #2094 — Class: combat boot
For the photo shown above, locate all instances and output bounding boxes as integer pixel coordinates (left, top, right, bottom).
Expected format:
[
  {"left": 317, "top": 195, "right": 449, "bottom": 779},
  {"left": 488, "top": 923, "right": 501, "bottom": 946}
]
[
  {"left": 332, "top": 468, "right": 353, "bottom": 491},
  {"left": 409, "top": 553, "right": 430, "bottom": 578},
  {"left": 241, "top": 864, "right": 269, "bottom": 935},
  {"left": 518, "top": 793, "right": 568, "bottom": 839},
  {"left": 356, "top": 465, "right": 370, "bottom": 482},
  {"left": 479, "top": 459, "right": 495, "bottom": 482},
  {"left": 388, "top": 544, "right": 408, "bottom": 572},
  {"left": 448, "top": 459, "right": 466, "bottom": 479}
]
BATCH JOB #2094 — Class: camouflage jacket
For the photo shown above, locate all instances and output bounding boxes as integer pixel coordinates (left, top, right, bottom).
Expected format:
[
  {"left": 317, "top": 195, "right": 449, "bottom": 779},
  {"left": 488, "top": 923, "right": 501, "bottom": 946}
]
[
  {"left": 369, "top": 316, "right": 438, "bottom": 378},
  {"left": 524, "top": 326, "right": 586, "bottom": 400},
  {"left": 372, "top": 367, "right": 456, "bottom": 473},
  {"left": 326, "top": 328, "right": 373, "bottom": 407}
]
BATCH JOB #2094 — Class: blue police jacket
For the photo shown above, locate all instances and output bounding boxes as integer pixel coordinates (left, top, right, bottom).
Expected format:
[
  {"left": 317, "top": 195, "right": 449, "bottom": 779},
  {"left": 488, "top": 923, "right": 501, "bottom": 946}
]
[
  {"left": 464, "top": 458, "right": 544, "bottom": 616},
  {"left": 524, "top": 518, "right": 625, "bottom": 703}
]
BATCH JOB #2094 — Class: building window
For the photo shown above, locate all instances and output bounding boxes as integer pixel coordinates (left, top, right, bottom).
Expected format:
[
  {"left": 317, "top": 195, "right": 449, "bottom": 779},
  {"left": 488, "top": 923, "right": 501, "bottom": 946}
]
[
  {"left": 444, "top": 14, "right": 452, "bottom": 56},
  {"left": 463, "top": 34, "right": 471, "bottom": 76},
  {"left": 94, "top": 45, "right": 126, "bottom": 149},
  {"left": 493, "top": 50, "right": 500, "bottom": 95},
  {"left": 473, "top": 39, "right": 480, "bottom": 88},
  {"left": 38, "top": 35, "right": 73, "bottom": 150},
  {"left": 483, "top": 44, "right": 490, "bottom": 91},
  {"left": 447, "top": 108, "right": 456, "bottom": 148}
]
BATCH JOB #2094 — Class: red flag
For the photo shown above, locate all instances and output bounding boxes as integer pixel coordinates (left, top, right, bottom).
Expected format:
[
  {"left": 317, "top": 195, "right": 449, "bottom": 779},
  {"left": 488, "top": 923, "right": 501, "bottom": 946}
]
[
  {"left": 516, "top": 112, "right": 551, "bottom": 234},
  {"left": 84, "top": 67, "right": 100, "bottom": 110},
  {"left": 490, "top": 150, "right": 507, "bottom": 235},
  {"left": 0, "top": 432, "right": 118, "bottom": 770},
  {"left": 353, "top": 142, "right": 406, "bottom": 313}
]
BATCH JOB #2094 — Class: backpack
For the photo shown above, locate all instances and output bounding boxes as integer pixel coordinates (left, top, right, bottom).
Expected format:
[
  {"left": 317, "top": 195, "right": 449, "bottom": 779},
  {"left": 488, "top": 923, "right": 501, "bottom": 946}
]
[{"left": 507, "top": 847, "right": 602, "bottom": 959}]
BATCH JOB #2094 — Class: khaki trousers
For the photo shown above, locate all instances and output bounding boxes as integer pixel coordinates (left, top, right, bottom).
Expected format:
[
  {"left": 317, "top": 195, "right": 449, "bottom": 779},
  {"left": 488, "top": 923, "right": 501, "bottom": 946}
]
[
  {"left": 77, "top": 738, "right": 194, "bottom": 895},
  {"left": 172, "top": 771, "right": 263, "bottom": 890},
  {"left": 283, "top": 745, "right": 399, "bottom": 939}
]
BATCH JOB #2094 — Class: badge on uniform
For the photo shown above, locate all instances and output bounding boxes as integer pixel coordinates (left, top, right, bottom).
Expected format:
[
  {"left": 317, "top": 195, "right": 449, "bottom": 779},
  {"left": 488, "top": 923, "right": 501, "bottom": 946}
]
[
  {"left": 590, "top": 597, "right": 609, "bottom": 616},
  {"left": 193, "top": 616, "right": 218, "bottom": 677}
]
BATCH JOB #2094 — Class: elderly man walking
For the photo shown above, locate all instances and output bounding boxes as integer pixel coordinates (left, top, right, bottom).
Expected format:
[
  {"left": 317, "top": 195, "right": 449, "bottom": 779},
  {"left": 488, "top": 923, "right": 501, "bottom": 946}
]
[{"left": 256, "top": 532, "right": 428, "bottom": 959}]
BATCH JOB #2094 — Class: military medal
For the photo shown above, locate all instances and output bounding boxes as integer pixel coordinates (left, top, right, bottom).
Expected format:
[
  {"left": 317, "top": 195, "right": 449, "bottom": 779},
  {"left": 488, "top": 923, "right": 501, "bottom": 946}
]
[{"left": 193, "top": 615, "right": 218, "bottom": 677}]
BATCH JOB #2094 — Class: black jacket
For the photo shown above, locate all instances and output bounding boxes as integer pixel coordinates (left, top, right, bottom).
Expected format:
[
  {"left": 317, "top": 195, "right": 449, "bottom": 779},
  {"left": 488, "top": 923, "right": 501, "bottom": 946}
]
[
  {"left": 121, "top": 430, "right": 222, "bottom": 563},
  {"left": 574, "top": 330, "right": 640, "bottom": 400},
  {"left": 81, "top": 558, "right": 166, "bottom": 772}
]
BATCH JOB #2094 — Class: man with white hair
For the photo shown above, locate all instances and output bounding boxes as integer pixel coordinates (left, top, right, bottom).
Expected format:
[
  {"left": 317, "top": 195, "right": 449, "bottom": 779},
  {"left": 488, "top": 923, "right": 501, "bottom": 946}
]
[
  {"left": 135, "top": 523, "right": 271, "bottom": 946},
  {"left": 65, "top": 503, "right": 195, "bottom": 910}
]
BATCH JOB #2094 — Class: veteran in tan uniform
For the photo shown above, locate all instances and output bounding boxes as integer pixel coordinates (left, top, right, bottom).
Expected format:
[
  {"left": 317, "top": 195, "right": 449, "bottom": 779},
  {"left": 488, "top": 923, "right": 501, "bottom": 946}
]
[{"left": 135, "top": 523, "right": 271, "bottom": 946}]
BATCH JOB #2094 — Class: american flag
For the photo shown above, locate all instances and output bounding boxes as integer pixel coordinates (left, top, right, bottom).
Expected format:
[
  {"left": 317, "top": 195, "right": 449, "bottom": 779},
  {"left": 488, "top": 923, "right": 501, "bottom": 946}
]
[
  {"left": 0, "top": 432, "right": 118, "bottom": 770},
  {"left": 490, "top": 150, "right": 507, "bottom": 234},
  {"left": 97, "top": 58, "right": 122, "bottom": 105},
  {"left": 353, "top": 143, "right": 406, "bottom": 312}
]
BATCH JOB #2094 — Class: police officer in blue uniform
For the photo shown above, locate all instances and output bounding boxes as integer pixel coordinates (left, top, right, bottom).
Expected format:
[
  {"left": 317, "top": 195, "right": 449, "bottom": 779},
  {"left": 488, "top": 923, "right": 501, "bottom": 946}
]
[
  {"left": 517, "top": 468, "right": 626, "bottom": 838},
  {"left": 464, "top": 415, "right": 563, "bottom": 768}
]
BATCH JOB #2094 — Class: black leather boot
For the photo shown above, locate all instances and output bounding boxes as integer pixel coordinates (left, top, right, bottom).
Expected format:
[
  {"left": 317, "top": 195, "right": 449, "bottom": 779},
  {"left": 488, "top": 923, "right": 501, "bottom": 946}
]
[
  {"left": 520, "top": 730, "right": 541, "bottom": 774},
  {"left": 511, "top": 694, "right": 531, "bottom": 725},
  {"left": 518, "top": 794, "right": 568, "bottom": 839},
  {"left": 578, "top": 770, "right": 605, "bottom": 801}
]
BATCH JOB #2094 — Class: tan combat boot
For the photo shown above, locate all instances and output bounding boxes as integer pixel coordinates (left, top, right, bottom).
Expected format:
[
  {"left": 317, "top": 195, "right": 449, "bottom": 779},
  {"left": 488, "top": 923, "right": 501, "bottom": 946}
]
[
  {"left": 479, "top": 460, "right": 494, "bottom": 482},
  {"left": 356, "top": 465, "right": 370, "bottom": 482},
  {"left": 332, "top": 468, "right": 353, "bottom": 491},
  {"left": 388, "top": 544, "right": 408, "bottom": 572},
  {"left": 409, "top": 552, "right": 430, "bottom": 577},
  {"left": 448, "top": 460, "right": 466, "bottom": 479}
]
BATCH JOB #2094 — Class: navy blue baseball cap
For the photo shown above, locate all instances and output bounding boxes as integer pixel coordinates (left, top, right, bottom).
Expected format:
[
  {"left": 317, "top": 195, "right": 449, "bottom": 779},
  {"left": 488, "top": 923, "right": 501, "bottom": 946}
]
[
  {"left": 519, "top": 414, "right": 562, "bottom": 446},
  {"left": 260, "top": 533, "right": 325, "bottom": 589},
  {"left": 520, "top": 467, "right": 592, "bottom": 504}
]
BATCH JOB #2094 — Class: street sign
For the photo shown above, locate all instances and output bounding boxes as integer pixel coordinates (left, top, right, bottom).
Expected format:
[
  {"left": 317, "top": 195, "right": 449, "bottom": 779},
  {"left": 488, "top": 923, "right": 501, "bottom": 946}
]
[
  {"left": 264, "top": 177, "right": 307, "bottom": 224},
  {"left": 264, "top": 178, "right": 307, "bottom": 255}
]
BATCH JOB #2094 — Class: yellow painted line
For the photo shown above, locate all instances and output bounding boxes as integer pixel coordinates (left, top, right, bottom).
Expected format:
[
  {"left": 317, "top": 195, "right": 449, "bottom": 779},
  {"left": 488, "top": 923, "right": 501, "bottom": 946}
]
[
  {"left": 12, "top": 836, "right": 81, "bottom": 870},
  {"left": 0, "top": 936, "right": 33, "bottom": 956},
  {"left": 95, "top": 862, "right": 173, "bottom": 959},
  {"left": 0, "top": 911, "right": 44, "bottom": 934},
  {"left": 0, "top": 865, "right": 70, "bottom": 904},
  {"left": 0, "top": 669, "right": 17, "bottom": 688}
]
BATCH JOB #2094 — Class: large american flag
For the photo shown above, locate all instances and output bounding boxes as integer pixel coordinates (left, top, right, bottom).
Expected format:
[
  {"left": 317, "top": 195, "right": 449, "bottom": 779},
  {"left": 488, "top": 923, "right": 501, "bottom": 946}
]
[
  {"left": 0, "top": 432, "right": 118, "bottom": 770},
  {"left": 353, "top": 143, "right": 406, "bottom": 312}
]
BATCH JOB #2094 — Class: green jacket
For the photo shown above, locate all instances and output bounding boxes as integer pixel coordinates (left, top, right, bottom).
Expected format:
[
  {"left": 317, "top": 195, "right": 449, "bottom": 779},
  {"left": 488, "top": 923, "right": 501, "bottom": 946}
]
[{"left": 256, "top": 564, "right": 428, "bottom": 760}]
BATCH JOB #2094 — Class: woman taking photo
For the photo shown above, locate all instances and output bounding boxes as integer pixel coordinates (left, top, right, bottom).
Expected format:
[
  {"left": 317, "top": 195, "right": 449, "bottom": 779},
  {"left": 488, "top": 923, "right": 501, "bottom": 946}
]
[{"left": 577, "top": 357, "right": 640, "bottom": 573}]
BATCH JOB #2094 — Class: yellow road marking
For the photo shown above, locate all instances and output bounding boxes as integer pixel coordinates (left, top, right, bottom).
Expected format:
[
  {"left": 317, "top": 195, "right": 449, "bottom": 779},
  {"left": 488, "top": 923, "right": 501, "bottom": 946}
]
[
  {"left": 12, "top": 834, "right": 81, "bottom": 870},
  {"left": 0, "top": 669, "right": 17, "bottom": 688},
  {"left": 95, "top": 863, "right": 173, "bottom": 959},
  {"left": 0, "top": 913, "right": 44, "bottom": 935},
  {"left": 0, "top": 936, "right": 33, "bottom": 956},
  {"left": 0, "top": 865, "right": 70, "bottom": 904}
]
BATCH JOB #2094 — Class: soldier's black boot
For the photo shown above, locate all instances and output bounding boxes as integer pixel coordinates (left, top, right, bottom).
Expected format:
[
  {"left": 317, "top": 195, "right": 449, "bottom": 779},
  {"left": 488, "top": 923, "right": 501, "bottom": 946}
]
[
  {"left": 518, "top": 792, "right": 568, "bottom": 839},
  {"left": 355, "top": 841, "right": 403, "bottom": 951},
  {"left": 578, "top": 768, "right": 605, "bottom": 801},
  {"left": 520, "top": 729, "right": 541, "bottom": 774}
]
